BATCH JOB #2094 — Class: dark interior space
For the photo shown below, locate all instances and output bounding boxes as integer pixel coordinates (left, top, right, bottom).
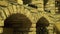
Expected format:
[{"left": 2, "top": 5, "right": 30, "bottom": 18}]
[
  {"left": 36, "top": 17, "right": 49, "bottom": 34},
  {"left": 3, "top": 13, "right": 32, "bottom": 34},
  {"left": 22, "top": 0, "right": 32, "bottom": 5}
]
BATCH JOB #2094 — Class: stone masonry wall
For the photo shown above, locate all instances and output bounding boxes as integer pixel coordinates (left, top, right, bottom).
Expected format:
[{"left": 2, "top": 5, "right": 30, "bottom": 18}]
[{"left": 0, "top": 0, "right": 58, "bottom": 34}]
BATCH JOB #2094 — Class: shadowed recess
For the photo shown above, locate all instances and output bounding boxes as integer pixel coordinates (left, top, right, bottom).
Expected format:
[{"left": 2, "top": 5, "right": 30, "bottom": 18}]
[
  {"left": 44, "top": 0, "right": 48, "bottom": 6},
  {"left": 36, "top": 17, "right": 49, "bottom": 34},
  {"left": 3, "top": 13, "right": 32, "bottom": 34},
  {"left": 28, "top": 4, "right": 37, "bottom": 8},
  {"left": 22, "top": 0, "right": 32, "bottom": 5}
]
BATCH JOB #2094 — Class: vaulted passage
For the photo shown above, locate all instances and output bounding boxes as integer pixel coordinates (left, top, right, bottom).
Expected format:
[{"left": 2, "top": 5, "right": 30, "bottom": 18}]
[
  {"left": 36, "top": 17, "right": 49, "bottom": 34},
  {"left": 3, "top": 13, "right": 32, "bottom": 34}
]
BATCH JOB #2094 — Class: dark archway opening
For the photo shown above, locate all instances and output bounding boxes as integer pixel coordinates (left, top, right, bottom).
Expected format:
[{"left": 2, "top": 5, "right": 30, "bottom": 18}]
[
  {"left": 36, "top": 17, "right": 49, "bottom": 34},
  {"left": 3, "top": 13, "right": 32, "bottom": 34}
]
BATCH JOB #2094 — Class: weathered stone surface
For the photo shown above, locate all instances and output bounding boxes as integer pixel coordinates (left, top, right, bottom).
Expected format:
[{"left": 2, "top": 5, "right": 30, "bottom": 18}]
[
  {"left": 0, "top": 0, "right": 58, "bottom": 34},
  {"left": 0, "top": 1, "right": 8, "bottom": 7},
  {"left": 53, "top": 23, "right": 60, "bottom": 34}
]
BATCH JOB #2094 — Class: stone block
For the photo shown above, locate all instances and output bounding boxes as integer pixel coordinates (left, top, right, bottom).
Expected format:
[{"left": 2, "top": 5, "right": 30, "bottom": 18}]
[{"left": 0, "top": 1, "right": 8, "bottom": 7}]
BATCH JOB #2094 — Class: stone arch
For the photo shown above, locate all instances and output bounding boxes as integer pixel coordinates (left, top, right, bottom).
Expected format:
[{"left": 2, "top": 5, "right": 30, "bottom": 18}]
[
  {"left": 3, "top": 13, "right": 32, "bottom": 34},
  {"left": 36, "top": 17, "right": 49, "bottom": 34}
]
